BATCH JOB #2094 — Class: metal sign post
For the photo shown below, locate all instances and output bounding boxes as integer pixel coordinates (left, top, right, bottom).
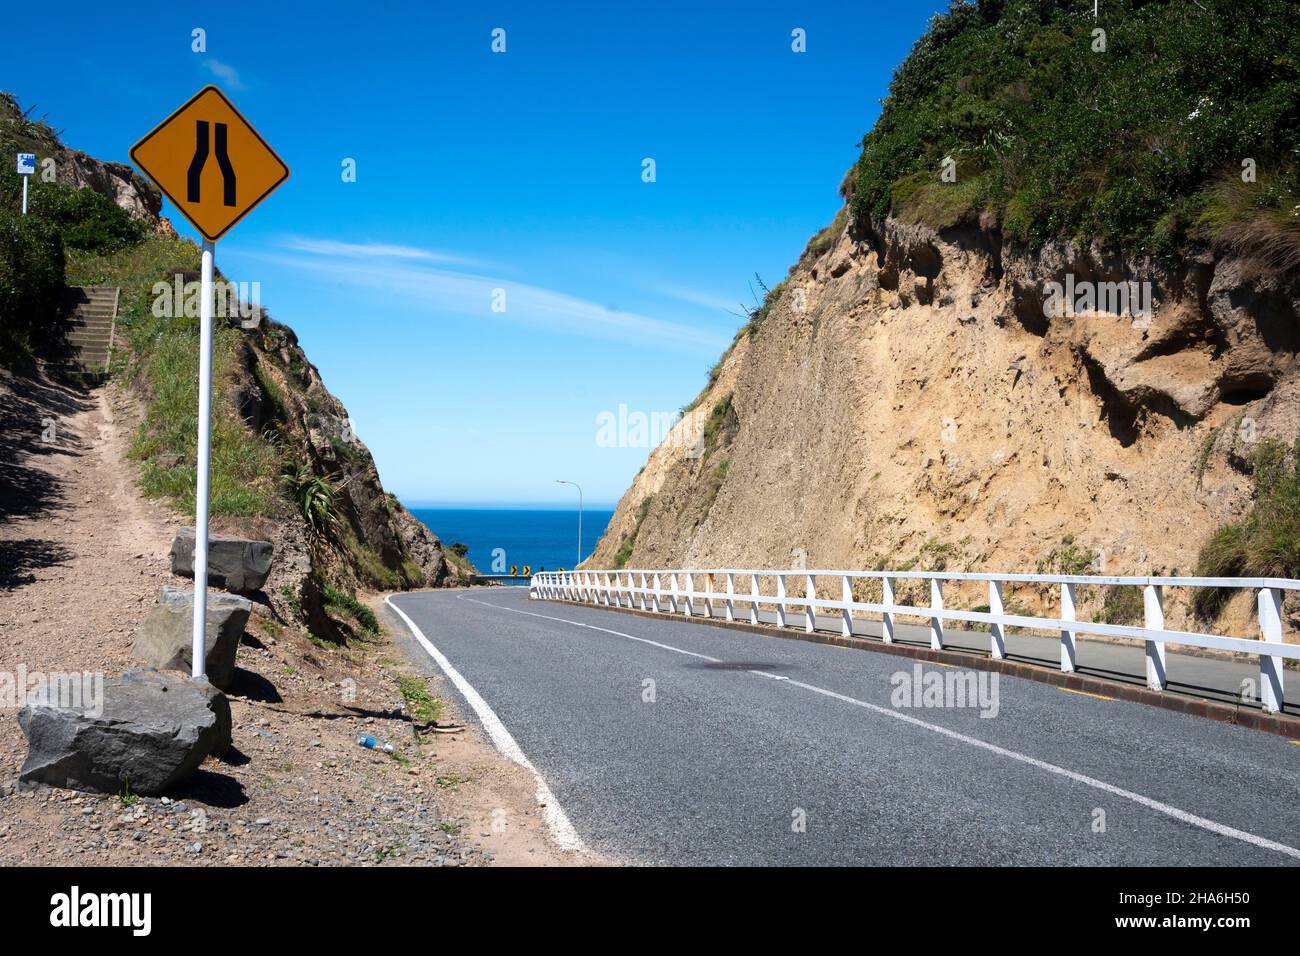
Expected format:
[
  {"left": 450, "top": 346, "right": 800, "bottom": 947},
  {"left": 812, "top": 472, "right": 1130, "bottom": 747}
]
[
  {"left": 192, "top": 240, "right": 215, "bottom": 678},
  {"left": 556, "top": 479, "right": 583, "bottom": 566},
  {"left": 130, "top": 86, "right": 289, "bottom": 680},
  {"left": 16, "top": 153, "right": 35, "bottom": 214}
]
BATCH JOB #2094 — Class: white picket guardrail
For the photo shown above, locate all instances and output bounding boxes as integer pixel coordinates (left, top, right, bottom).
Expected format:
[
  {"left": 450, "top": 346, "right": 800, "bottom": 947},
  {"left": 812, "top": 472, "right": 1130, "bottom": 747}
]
[{"left": 529, "top": 568, "right": 1300, "bottom": 713}]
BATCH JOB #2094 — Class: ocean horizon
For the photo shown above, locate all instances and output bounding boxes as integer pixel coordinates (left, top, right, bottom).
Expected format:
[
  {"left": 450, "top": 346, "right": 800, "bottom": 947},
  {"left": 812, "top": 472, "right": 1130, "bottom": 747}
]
[{"left": 408, "top": 506, "right": 615, "bottom": 575}]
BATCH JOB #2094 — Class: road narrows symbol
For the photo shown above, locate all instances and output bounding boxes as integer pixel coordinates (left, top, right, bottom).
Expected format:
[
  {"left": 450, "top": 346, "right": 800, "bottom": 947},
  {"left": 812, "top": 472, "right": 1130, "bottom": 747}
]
[
  {"left": 186, "top": 121, "right": 237, "bottom": 207},
  {"left": 130, "top": 85, "right": 286, "bottom": 242}
]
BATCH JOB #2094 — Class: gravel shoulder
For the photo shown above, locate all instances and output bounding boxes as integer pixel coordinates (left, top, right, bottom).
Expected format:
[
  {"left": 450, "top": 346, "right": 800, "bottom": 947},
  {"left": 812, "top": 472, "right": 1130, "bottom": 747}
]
[{"left": 0, "top": 369, "right": 580, "bottom": 866}]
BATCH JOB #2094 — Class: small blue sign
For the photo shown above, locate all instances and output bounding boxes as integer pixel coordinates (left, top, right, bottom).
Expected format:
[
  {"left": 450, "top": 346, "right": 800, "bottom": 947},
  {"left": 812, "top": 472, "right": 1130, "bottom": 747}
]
[{"left": 16, "top": 153, "right": 36, "bottom": 176}]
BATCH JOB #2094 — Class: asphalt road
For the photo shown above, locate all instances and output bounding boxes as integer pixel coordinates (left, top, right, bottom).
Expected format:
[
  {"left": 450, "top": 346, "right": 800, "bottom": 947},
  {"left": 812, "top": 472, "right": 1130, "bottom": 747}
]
[{"left": 388, "top": 587, "right": 1300, "bottom": 866}]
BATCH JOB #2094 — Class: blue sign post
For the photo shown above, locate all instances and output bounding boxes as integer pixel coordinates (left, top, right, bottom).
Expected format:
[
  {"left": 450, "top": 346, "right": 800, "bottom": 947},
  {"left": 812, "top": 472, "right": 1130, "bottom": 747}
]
[{"left": 16, "top": 153, "right": 35, "bottom": 215}]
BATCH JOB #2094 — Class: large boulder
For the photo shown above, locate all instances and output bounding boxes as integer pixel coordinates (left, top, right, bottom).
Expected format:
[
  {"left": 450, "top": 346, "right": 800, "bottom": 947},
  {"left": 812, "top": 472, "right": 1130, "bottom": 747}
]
[
  {"left": 17, "top": 669, "right": 231, "bottom": 796},
  {"left": 131, "top": 586, "right": 251, "bottom": 690},
  {"left": 170, "top": 527, "right": 273, "bottom": 593}
]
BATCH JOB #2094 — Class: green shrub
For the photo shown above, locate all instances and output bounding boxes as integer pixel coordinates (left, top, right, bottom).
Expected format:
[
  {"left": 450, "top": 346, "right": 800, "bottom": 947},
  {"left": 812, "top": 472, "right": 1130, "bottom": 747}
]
[
  {"left": 281, "top": 460, "right": 339, "bottom": 533},
  {"left": 319, "top": 580, "right": 379, "bottom": 637},
  {"left": 397, "top": 675, "right": 443, "bottom": 725},
  {"left": 613, "top": 496, "right": 654, "bottom": 569},
  {"left": 1194, "top": 437, "right": 1300, "bottom": 619},
  {"left": 702, "top": 394, "right": 734, "bottom": 452},
  {"left": 0, "top": 207, "right": 64, "bottom": 367},
  {"left": 29, "top": 182, "right": 146, "bottom": 253},
  {"left": 1035, "top": 535, "right": 1097, "bottom": 576}
]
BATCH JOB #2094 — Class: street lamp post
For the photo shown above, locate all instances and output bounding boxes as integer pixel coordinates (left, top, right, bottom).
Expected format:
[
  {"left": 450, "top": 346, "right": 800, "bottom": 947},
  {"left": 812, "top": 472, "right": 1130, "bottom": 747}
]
[{"left": 555, "top": 480, "right": 583, "bottom": 567}]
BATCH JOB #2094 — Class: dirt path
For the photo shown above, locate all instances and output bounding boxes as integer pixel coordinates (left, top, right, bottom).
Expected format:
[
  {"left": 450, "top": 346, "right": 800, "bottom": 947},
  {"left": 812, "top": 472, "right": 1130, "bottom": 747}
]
[{"left": 0, "top": 369, "right": 586, "bottom": 866}]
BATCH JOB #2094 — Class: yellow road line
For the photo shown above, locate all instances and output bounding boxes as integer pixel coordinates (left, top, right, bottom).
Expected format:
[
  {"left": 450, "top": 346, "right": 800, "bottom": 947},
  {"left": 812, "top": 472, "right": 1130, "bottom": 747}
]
[{"left": 1059, "top": 687, "right": 1117, "bottom": 702}]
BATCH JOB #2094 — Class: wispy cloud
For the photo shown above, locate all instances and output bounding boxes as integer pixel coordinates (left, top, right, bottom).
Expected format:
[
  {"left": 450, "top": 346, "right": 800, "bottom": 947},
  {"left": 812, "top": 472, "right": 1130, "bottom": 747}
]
[
  {"left": 255, "top": 238, "right": 728, "bottom": 352},
  {"left": 201, "top": 58, "right": 245, "bottom": 90},
  {"left": 282, "top": 237, "right": 479, "bottom": 267}
]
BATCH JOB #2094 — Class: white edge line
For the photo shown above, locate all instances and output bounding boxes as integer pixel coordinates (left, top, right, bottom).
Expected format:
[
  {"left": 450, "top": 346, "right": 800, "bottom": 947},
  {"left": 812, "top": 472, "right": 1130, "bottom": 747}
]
[
  {"left": 473, "top": 593, "right": 1300, "bottom": 863},
  {"left": 384, "top": 595, "right": 586, "bottom": 853}
]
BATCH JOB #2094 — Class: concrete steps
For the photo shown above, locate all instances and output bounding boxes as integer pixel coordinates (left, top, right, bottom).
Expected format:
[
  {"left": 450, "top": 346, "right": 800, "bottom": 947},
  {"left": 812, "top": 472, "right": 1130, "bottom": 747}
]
[{"left": 53, "top": 285, "right": 119, "bottom": 375}]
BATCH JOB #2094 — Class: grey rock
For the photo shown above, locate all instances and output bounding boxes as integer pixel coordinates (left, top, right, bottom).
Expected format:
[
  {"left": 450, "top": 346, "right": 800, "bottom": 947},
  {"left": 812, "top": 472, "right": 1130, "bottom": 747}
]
[
  {"left": 132, "top": 586, "right": 251, "bottom": 690},
  {"left": 170, "top": 527, "right": 274, "bottom": 593},
  {"left": 18, "top": 669, "right": 231, "bottom": 796}
]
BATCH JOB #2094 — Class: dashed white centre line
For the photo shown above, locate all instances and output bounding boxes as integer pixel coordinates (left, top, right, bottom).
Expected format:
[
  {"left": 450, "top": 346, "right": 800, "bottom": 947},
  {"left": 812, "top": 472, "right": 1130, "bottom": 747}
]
[{"left": 449, "top": 591, "right": 1300, "bottom": 863}]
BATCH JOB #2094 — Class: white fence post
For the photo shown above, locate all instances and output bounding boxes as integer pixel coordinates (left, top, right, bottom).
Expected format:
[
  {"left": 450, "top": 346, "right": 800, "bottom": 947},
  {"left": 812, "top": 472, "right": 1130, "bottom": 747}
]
[
  {"left": 749, "top": 574, "right": 760, "bottom": 625},
  {"left": 841, "top": 575, "right": 853, "bottom": 637},
  {"left": 989, "top": 579, "right": 1006, "bottom": 659},
  {"left": 651, "top": 573, "right": 661, "bottom": 613},
  {"left": 1260, "top": 587, "right": 1285, "bottom": 713},
  {"left": 805, "top": 573, "right": 816, "bottom": 633},
  {"left": 668, "top": 573, "right": 679, "bottom": 614},
  {"left": 1144, "top": 583, "right": 1166, "bottom": 690},
  {"left": 1060, "top": 582, "right": 1078, "bottom": 673},
  {"left": 776, "top": 574, "right": 787, "bottom": 629},
  {"left": 929, "top": 578, "right": 944, "bottom": 650},
  {"left": 882, "top": 576, "right": 895, "bottom": 643},
  {"left": 725, "top": 573, "right": 735, "bottom": 622},
  {"left": 702, "top": 573, "right": 713, "bottom": 618},
  {"left": 684, "top": 572, "right": 694, "bottom": 617}
]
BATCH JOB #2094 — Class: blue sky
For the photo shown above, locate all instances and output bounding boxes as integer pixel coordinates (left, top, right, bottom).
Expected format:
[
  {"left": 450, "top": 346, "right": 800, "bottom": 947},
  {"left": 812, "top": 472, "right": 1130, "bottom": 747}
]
[{"left": 3, "top": 0, "right": 944, "bottom": 507}]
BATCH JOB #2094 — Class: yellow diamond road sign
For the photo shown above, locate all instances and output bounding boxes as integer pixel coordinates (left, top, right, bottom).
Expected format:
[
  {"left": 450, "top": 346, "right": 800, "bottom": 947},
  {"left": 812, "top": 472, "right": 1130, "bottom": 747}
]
[{"left": 130, "top": 86, "right": 288, "bottom": 242}]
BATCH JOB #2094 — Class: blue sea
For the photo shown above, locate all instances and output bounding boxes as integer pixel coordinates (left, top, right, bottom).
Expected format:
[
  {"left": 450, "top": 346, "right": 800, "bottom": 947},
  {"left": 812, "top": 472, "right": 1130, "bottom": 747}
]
[{"left": 409, "top": 507, "right": 614, "bottom": 575}]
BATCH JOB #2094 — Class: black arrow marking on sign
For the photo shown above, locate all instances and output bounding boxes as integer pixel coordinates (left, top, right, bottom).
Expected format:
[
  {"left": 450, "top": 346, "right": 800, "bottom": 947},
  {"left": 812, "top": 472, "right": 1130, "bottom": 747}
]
[
  {"left": 214, "top": 122, "right": 236, "bottom": 206},
  {"left": 187, "top": 120, "right": 237, "bottom": 207},
  {"left": 186, "top": 122, "right": 209, "bottom": 203}
]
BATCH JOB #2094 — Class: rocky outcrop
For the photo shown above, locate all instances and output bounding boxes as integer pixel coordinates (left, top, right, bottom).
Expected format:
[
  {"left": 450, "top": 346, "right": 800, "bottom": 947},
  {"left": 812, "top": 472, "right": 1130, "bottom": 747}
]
[
  {"left": 0, "top": 93, "right": 175, "bottom": 235},
  {"left": 57, "top": 150, "right": 174, "bottom": 234},
  {"left": 17, "top": 669, "right": 230, "bottom": 795},
  {"left": 131, "top": 587, "right": 252, "bottom": 690},
  {"left": 227, "top": 321, "right": 470, "bottom": 599},
  {"left": 589, "top": 206, "right": 1300, "bottom": 630},
  {"left": 170, "top": 528, "right": 273, "bottom": 593}
]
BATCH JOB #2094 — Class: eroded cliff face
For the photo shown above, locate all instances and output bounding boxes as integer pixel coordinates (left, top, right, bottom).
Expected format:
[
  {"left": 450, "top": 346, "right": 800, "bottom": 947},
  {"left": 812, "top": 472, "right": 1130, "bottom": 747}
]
[{"left": 590, "top": 209, "right": 1300, "bottom": 628}]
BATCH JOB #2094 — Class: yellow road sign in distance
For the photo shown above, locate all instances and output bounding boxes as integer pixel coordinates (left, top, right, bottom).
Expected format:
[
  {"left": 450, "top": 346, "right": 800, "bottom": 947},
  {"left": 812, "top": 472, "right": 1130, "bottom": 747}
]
[{"left": 130, "top": 86, "right": 288, "bottom": 242}]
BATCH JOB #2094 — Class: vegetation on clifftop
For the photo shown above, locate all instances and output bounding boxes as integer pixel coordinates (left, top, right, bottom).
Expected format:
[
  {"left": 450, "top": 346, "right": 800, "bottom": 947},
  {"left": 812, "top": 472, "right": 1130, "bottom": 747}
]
[{"left": 848, "top": 0, "right": 1300, "bottom": 257}]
